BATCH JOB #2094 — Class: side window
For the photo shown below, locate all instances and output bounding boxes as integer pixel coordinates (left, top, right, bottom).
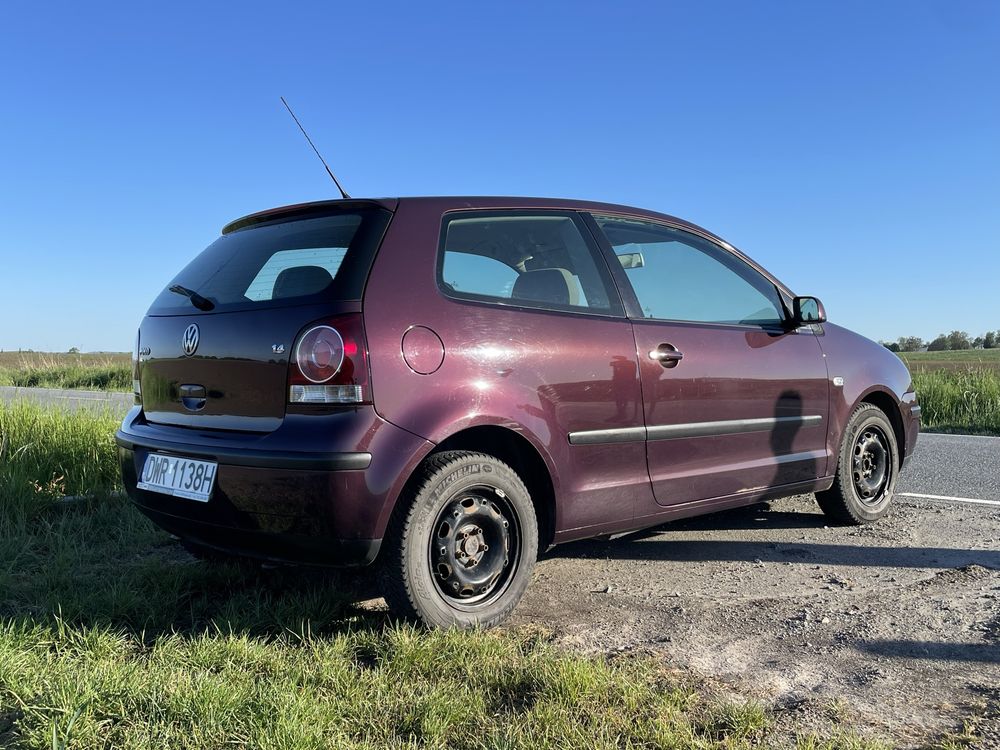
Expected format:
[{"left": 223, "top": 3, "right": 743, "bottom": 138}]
[
  {"left": 592, "top": 215, "right": 786, "bottom": 326},
  {"left": 438, "top": 212, "right": 621, "bottom": 315}
]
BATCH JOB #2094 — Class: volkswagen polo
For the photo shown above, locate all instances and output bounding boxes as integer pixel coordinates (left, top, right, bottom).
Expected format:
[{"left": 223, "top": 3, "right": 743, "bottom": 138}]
[{"left": 117, "top": 196, "right": 920, "bottom": 627}]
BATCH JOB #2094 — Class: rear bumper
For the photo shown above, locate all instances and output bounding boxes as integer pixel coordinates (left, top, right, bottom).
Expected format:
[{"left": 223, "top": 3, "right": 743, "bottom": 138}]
[
  {"left": 115, "top": 429, "right": 372, "bottom": 471},
  {"left": 117, "top": 406, "right": 432, "bottom": 566}
]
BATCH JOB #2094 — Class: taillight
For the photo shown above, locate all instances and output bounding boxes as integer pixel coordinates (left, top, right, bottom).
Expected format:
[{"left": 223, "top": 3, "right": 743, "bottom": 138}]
[
  {"left": 296, "top": 326, "right": 345, "bottom": 383},
  {"left": 288, "top": 314, "right": 370, "bottom": 404},
  {"left": 132, "top": 329, "right": 142, "bottom": 405}
]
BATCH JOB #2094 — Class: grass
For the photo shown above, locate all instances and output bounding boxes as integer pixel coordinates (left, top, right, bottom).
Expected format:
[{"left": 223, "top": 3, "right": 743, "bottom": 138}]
[
  {"left": 0, "top": 352, "right": 130, "bottom": 392},
  {"left": 909, "top": 368, "right": 1000, "bottom": 435},
  {"left": 898, "top": 351, "right": 1000, "bottom": 435},
  {"left": 0, "top": 400, "right": 121, "bottom": 512},
  {"left": 1, "top": 621, "right": 779, "bottom": 749},
  {"left": 0, "top": 402, "right": 905, "bottom": 749}
]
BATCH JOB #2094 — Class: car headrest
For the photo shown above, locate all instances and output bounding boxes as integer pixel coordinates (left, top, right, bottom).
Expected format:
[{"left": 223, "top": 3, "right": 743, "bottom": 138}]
[
  {"left": 511, "top": 268, "right": 579, "bottom": 307},
  {"left": 272, "top": 265, "right": 334, "bottom": 299}
]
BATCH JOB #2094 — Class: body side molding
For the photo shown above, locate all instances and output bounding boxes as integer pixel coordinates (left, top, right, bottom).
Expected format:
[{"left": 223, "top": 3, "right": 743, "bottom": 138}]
[{"left": 568, "top": 415, "right": 823, "bottom": 446}]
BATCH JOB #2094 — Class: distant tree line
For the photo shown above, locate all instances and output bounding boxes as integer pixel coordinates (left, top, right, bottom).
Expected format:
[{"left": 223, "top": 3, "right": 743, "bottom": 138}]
[{"left": 880, "top": 330, "right": 1000, "bottom": 352}]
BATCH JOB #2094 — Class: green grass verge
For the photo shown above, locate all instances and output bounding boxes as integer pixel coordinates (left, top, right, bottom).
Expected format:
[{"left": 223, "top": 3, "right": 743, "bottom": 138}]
[
  {"left": 0, "top": 400, "right": 121, "bottom": 513},
  {"left": 895, "top": 352, "right": 1000, "bottom": 435},
  {"left": 0, "top": 402, "right": 905, "bottom": 748},
  {"left": 0, "top": 353, "right": 131, "bottom": 392},
  {"left": 909, "top": 368, "right": 1000, "bottom": 435},
  {"left": 1, "top": 619, "right": 782, "bottom": 749}
]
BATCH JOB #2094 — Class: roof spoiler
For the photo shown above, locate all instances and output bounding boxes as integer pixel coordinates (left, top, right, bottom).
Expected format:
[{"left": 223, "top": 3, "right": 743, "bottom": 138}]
[{"left": 222, "top": 198, "right": 398, "bottom": 235}]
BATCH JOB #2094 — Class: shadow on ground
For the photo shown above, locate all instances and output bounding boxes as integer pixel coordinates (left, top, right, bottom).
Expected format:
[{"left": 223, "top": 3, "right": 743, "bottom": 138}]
[
  {"left": 858, "top": 639, "right": 1000, "bottom": 664},
  {"left": 545, "top": 502, "right": 1000, "bottom": 570}
]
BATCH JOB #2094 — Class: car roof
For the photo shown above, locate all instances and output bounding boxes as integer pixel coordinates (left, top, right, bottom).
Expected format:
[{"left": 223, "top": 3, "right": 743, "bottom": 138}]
[
  {"left": 219, "top": 196, "right": 790, "bottom": 297},
  {"left": 223, "top": 196, "right": 718, "bottom": 243}
]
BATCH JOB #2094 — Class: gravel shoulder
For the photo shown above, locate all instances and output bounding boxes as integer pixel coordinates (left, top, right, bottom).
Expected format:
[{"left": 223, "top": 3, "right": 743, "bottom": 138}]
[{"left": 514, "top": 487, "right": 1000, "bottom": 747}]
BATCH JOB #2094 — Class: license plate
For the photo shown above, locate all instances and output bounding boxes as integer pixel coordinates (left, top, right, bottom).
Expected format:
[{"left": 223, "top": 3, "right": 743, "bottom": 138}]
[{"left": 137, "top": 453, "right": 218, "bottom": 502}]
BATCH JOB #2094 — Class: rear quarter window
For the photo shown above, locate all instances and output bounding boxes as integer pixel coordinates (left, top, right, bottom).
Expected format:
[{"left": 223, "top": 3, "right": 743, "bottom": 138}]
[
  {"left": 437, "top": 211, "right": 623, "bottom": 316},
  {"left": 148, "top": 208, "right": 390, "bottom": 315}
]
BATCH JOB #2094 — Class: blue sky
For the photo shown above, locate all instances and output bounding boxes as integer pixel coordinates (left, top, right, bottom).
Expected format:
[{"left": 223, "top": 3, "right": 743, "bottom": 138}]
[{"left": 1, "top": 1, "right": 997, "bottom": 352}]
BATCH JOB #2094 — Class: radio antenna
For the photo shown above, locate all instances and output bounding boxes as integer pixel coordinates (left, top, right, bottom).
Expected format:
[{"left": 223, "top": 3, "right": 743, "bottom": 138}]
[{"left": 280, "top": 96, "right": 350, "bottom": 200}]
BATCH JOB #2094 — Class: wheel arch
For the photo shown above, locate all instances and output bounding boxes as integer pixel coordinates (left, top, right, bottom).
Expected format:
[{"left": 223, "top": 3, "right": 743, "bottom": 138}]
[
  {"left": 380, "top": 423, "right": 559, "bottom": 555},
  {"left": 857, "top": 388, "right": 906, "bottom": 468},
  {"left": 436, "top": 425, "right": 558, "bottom": 553}
]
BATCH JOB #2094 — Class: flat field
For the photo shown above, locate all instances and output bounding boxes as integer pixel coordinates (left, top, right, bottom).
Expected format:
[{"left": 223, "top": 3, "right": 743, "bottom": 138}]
[{"left": 899, "top": 349, "right": 1000, "bottom": 372}]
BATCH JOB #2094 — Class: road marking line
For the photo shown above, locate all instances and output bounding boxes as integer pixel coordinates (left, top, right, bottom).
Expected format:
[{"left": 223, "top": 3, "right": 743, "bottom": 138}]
[{"left": 899, "top": 492, "right": 1000, "bottom": 507}]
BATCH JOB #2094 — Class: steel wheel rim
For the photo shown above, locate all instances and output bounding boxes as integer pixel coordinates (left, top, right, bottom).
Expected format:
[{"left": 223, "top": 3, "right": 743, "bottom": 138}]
[
  {"left": 428, "top": 484, "right": 520, "bottom": 608},
  {"left": 852, "top": 425, "right": 890, "bottom": 505}
]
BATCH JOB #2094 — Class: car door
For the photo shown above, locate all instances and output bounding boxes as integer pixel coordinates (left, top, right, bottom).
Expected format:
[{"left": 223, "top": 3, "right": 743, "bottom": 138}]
[{"left": 586, "top": 213, "right": 830, "bottom": 510}]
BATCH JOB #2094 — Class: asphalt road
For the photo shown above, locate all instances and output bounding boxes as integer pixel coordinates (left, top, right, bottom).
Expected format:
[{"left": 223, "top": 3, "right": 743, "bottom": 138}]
[{"left": 897, "top": 431, "right": 1000, "bottom": 505}]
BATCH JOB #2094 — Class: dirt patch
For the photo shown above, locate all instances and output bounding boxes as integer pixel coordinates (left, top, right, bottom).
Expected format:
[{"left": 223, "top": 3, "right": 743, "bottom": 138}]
[{"left": 512, "top": 494, "right": 1000, "bottom": 747}]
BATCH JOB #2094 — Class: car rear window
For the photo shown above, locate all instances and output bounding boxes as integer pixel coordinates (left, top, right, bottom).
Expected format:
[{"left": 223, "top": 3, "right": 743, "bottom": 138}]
[{"left": 148, "top": 208, "right": 391, "bottom": 315}]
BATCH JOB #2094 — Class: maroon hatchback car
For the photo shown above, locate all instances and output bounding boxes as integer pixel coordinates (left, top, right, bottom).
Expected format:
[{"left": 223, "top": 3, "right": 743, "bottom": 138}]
[{"left": 118, "top": 196, "right": 920, "bottom": 627}]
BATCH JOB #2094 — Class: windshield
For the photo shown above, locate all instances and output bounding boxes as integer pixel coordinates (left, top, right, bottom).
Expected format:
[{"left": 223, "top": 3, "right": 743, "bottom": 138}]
[{"left": 148, "top": 207, "right": 391, "bottom": 315}]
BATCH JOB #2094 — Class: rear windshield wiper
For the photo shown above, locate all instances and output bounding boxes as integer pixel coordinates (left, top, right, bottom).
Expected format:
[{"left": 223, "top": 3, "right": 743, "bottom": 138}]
[{"left": 168, "top": 284, "right": 215, "bottom": 311}]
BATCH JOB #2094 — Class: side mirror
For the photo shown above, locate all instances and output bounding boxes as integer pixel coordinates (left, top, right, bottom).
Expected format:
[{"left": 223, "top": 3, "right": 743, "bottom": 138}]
[{"left": 793, "top": 296, "right": 826, "bottom": 325}]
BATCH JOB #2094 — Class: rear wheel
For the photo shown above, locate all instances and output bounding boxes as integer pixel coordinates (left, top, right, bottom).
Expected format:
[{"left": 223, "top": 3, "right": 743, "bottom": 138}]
[
  {"left": 817, "top": 403, "right": 898, "bottom": 524},
  {"left": 380, "top": 451, "right": 538, "bottom": 628}
]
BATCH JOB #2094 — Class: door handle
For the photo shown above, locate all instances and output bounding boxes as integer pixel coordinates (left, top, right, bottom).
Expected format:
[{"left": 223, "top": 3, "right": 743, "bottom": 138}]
[{"left": 649, "top": 344, "right": 684, "bottom": 368}]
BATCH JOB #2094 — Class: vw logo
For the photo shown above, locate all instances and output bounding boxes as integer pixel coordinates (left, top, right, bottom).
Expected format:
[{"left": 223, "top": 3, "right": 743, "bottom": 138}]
[{"left": 182, "top": 323, "right": 200, "bottom": 356}]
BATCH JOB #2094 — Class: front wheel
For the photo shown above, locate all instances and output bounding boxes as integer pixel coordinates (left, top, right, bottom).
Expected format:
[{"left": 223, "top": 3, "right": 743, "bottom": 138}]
[
  {"left": 379, "top": 451, "right": 538, "bottom": 628},
  {"left": 816, "top": 403, "right": 899, "bottom": 524}
]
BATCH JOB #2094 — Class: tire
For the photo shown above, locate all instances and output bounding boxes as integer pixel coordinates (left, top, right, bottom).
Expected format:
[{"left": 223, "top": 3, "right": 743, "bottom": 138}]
[
  {"left": 816, "top": 403, "right": 899, "bottom": 524},
  {"left": 379, "top": 450, "right": 538, "bottom": 628}
]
